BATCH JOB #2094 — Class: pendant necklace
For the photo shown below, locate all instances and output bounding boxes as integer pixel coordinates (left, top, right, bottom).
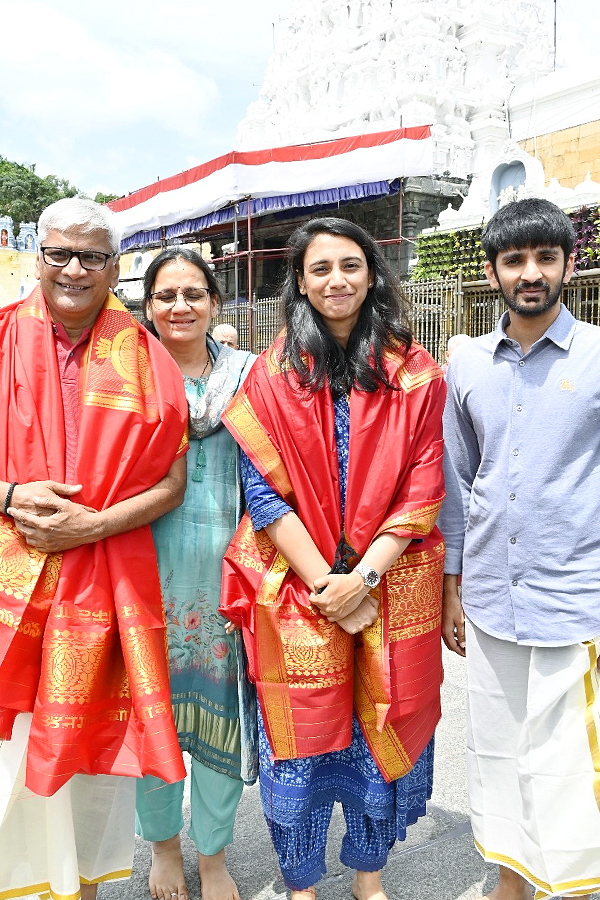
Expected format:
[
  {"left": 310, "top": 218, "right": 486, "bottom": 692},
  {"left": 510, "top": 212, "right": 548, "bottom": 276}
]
[{"left": 189, "top": 351, "right": 212, "bottom": 483}]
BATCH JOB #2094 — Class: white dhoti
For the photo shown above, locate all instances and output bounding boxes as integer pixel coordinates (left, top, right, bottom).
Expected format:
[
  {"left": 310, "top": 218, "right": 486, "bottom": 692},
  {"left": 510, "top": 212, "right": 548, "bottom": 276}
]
[
  {"left": 0, "top": 713, "right": 136, "bottom": 900},
  {"left": 465, "top": 619, "right": 600, "bottom": 899}
]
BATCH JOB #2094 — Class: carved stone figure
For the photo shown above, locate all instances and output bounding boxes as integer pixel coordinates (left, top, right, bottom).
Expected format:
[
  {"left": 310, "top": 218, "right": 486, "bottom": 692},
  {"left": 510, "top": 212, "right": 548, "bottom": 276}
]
[{"left": 236, "top": 0, "right": 552, "bottom": 186}]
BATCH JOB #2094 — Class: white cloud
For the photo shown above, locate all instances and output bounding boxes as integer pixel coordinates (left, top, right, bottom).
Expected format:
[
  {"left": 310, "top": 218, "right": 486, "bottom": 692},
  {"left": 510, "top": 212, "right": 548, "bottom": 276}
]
[
  {"left": 0, "top": 0, "right": 287, "bottom": 193},
  {"left": 1, "top": 3, "right": 218, "bottom": 140}
]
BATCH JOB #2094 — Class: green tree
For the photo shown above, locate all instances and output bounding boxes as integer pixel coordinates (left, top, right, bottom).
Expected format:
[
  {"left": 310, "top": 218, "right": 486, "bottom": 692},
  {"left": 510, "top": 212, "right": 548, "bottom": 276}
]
[
  {"left": 0, "top": 156, "right": 80, "bottom": 230},
  {"left": 94, "top": 192, "right": 120, "bottom": 205}
]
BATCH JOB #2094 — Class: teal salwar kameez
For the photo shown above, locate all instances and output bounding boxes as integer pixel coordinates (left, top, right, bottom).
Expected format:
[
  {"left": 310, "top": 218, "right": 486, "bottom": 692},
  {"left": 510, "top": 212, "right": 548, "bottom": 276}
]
[{"left": 136, "top": 341, "right": 256, "bottom": 854}]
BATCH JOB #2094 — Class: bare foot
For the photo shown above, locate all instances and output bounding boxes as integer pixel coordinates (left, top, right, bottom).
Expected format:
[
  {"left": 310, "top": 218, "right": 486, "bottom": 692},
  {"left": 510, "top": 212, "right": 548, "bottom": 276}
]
[
  {"left": 479, "top": 866, "right": 532, "bottom": 900},
  {"left": 352, "top": 871, "right": 388, "bottom": 900},
  {"left": 290, "top": 890, "right": 316, "bottom": 900},
  {"left": 80, "top": 884, "right": 98, "bottom": 900},
  {"left": 198, "top": 849, "right": 239, "bottom": 900},
  {"left": 149, "top": 834, "right": 188, "bottom": 900}
]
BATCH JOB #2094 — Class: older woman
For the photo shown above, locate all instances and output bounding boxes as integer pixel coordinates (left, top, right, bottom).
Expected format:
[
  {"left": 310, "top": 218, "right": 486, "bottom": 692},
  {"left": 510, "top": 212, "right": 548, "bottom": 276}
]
[
  {"left": 220, "top": 218, "right": 446, "bottom": 900},
  {"left": 136, "top": 248, "right": 255, "bottom": 900}
]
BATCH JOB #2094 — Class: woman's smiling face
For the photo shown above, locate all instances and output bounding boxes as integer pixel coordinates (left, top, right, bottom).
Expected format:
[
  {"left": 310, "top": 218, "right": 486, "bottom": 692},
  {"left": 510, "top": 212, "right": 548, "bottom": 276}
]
[
  {"left": 297, "top": 233, "right": 372, "bottom": 346},
  {"left": 147, "top": 258, "right": 218, "bottom": 350}
]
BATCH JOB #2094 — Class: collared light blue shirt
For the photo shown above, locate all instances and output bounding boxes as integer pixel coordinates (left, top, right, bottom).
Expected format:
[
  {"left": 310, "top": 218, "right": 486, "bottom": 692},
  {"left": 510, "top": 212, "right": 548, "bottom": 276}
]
[{"left": 438, "top": 304, "right": 600, "bottom": 646}]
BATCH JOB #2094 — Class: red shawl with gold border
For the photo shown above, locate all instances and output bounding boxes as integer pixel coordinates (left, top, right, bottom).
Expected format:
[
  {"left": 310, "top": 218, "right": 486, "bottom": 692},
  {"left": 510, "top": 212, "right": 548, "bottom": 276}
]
[
  {"left": 0, "top": 287, "right": 188, "bottom": 797},
  {"left": 220, "top": 335, "right": 446, "bottom": 782}
]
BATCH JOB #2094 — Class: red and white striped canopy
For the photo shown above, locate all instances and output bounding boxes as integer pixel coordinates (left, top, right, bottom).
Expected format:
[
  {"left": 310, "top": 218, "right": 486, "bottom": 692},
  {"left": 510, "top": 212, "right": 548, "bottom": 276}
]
[{"left": 109, "top": 126, "right": 432, "bottom": 242}]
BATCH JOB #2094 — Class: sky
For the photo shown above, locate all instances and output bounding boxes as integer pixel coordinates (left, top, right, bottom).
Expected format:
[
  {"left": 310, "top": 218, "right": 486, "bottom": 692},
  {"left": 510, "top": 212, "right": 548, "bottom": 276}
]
[{"left": 0, "top": 0, "right": 596, "bottom": 200}]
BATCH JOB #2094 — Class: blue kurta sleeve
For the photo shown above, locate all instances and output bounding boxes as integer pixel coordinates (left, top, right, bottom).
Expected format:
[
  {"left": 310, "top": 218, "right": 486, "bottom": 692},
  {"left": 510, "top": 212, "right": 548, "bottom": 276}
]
[{"left": 240, "top": 450, "right": 292, "bottom": 531}]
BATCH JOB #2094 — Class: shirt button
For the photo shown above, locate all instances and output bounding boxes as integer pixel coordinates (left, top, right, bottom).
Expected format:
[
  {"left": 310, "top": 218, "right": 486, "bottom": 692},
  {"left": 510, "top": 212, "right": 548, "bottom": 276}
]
[
  {"left": 512, "top": 449, "right": 519, "bottom": 456},
  {"left": 519, "top": 360, "right": 525, "bottom": 367},
  {"left": 509, "top": 493, "right": 516, "bottom": 500},
  {"left": 512, "top": 580, "right": 518, "bottom": 586},
  {"left": 516, "top": 405, "right": 522, "bottom": 412},
  {"left": 509, "top": 537, "right": 516, "bottom": 544}
]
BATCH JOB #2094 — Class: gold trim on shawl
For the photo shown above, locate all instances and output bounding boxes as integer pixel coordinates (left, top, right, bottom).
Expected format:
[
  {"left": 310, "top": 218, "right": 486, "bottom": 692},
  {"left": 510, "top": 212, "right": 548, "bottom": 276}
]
[
  {"left": 0, "top": 517, "right": 48, "bottom": 603},
  {"left": 396, "top": 359, "right": 444, "bottom": 394},
  {"left": 80, "top": 295, "right": 159, "bottom": 419},
  {"left": 379, "top": 338, "right": 443, "bottom": 393},
  {"left": 226, "top": 514, "right": 276, "bottom": 573},
  {"left": 224, "top": 391, "right": 295, "bottom": 503},
  {"left": 177, "top": 423, "right": 189, "bottom": 456},
  {"left": 386, "top": 545, "right": 444, "bottom": 641},
  {"left": 121, "top": 628, "right": 167, "bottom": 697},
  {"left": 265, "top": 339, "right": 286, "bottom": 376},
  {"left": 354, "top": 657, "right": 413, "bottom": 780},
  {"left": 474, "top": 839, "right": 600, "bottom": 898},
  {"left": 584, "top": 640, "right": 600, "bottom": 811},
  {"left": 358, "top": 587, "right": 388, "bottom": 731},
  {"left": 255, "top": 549, "right": 297, "bottom": 758},
  {"left": 376, "top": 499, "right": 444, "bottom": 539},
  {"left": 79, "top": 391, "right": 153, "bottom": 413},
  {"left": 16, "top": 298, "right": 45, "bottom": 320},
  {"left": 42, "top": 633, "right": 107, "bottom": 704}
]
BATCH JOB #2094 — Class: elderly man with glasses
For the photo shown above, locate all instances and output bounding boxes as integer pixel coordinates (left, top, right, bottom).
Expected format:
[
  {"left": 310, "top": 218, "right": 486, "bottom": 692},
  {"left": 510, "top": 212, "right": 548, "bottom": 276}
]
[{"left": 0, "top": 198, "right": 189, "bottom": 900}]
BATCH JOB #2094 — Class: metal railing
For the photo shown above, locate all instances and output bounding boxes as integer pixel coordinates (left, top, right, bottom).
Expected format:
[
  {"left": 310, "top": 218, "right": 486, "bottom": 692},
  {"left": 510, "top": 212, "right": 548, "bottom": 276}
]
[
  {"left": 403, "top": 276, "right": 458, "bottom": 365},
  {"left": 212, "top": 296, "right": 284, "bottom": 355}
]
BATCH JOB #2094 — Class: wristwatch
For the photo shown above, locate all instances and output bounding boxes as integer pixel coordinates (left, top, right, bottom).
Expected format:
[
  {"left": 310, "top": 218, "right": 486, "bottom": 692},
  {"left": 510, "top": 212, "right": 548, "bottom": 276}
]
[{"left": 355, "top": 562, "right": 381, "bottom": 589}]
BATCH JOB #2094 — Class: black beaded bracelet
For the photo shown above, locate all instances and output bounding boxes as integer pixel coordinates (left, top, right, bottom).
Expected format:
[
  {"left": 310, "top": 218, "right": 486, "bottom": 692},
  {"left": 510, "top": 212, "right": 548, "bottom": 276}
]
[{"left": 3, "top": 482, "right": 17, "bottom": 516}]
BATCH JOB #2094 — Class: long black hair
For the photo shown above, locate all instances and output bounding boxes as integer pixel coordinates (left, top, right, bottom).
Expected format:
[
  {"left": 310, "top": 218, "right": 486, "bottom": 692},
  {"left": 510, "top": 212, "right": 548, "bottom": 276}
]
[
  {"left": 142, "top": 246, "right": 222, "bottom": 338},
  {"left": 278, "top": 217, "right": 412, "bottom": 397}
]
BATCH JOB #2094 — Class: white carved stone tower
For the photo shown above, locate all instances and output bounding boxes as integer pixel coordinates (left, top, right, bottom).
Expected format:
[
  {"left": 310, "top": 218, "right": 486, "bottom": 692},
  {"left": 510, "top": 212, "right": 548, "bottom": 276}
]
[{"left": 237, "top": 0, "right": 553, "bottom": 184}]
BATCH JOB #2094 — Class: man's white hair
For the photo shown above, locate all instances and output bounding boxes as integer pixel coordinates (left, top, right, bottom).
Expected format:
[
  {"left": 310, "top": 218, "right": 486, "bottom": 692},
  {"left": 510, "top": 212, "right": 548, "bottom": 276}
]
[
  {"left": 38, "top": 198, "right": 122, "bottom": 254},
  {"left": 212, "top": 323, "right": 238, "bottom": 343},
  {"left": 447, "top": 333, "right": 471, "bottom": 356}
]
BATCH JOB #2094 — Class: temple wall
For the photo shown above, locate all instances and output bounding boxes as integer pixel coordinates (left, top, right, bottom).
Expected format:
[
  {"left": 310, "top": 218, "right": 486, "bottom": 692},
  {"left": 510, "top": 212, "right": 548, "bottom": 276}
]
[
  {"left": 0, "top": 248, "right": 37, "bottom": 308},
  {"left": 519, "top": 121, "right": 600, "bottom": 189}
]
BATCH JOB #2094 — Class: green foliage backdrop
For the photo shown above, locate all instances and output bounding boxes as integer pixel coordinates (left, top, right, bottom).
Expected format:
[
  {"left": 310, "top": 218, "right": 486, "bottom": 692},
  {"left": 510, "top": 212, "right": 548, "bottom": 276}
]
[
  {"left": 0, "top": 156, "right": 120, "bottom": 230},
  {"left": 412, "top": 207, "right": 600, "bottom": 282}
]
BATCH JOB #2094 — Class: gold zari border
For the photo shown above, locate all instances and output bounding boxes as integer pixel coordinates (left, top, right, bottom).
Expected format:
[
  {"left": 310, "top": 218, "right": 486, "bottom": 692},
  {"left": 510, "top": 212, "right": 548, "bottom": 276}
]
[
  {"left": 255, "top": 548, "right": 296, "bottom": 757},
  {"left": 0, "top": 870, "right": 132, "bottom": 900},
  {"left": 225, "top": 392, "right": 294, "bottom": 502},
  {"left": 584, "top": 640, "right": 600, "bottom": 811},
  {"left": 474, "top": 839, "right": 600, "bottom": 898},
  {"left": 396, "top": 359, "right": 444, "bottom": 393},
  {"left": 376, "top": 499, "right": 443, "bottom": 538}
]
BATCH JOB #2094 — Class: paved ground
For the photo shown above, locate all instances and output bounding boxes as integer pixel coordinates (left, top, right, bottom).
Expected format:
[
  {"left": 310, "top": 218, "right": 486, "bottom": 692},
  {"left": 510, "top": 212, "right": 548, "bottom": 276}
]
[{"left": 100, "top": 648, "right": 598, "bottom": 900}]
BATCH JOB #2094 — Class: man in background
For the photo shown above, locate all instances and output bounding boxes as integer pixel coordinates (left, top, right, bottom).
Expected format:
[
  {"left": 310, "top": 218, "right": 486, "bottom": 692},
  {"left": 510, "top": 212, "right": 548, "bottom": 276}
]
[
  {"left": 212, "top": 322, "right": 239, "bottom": 349},
  {"left": 441, "top": 332, "right": 471, "bottom": 375}
]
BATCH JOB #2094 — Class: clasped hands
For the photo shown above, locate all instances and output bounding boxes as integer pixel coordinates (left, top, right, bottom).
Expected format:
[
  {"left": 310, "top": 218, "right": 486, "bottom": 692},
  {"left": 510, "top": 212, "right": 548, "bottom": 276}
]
[
  {"left": 309, "top": 570, "right": 378, "bottom": 634},
  {"left": 7, "top": 480, "right": 100, "bottom": 552}
]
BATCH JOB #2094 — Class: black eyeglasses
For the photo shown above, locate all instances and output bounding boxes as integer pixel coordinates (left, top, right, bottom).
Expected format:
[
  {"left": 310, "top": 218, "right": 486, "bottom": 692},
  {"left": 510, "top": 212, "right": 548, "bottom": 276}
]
[
  {"left": 150, "top": 288, "right": 212, "bottom": 308},
  {"left": 41, "top": 246, "right": 116, "bottom": 271}
]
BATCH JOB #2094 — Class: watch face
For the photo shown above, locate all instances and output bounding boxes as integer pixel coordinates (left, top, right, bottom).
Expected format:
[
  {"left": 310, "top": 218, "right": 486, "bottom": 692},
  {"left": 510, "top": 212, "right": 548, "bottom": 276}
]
[{"left": 357, "top": 565, "right": 379, "bottom": 588}]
